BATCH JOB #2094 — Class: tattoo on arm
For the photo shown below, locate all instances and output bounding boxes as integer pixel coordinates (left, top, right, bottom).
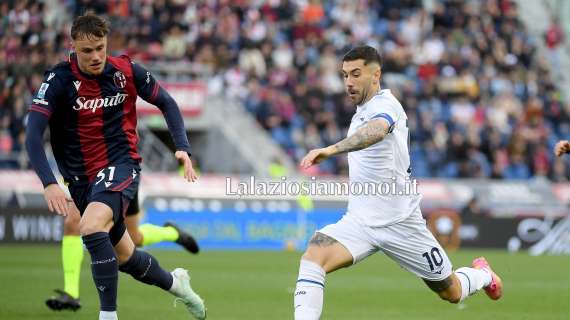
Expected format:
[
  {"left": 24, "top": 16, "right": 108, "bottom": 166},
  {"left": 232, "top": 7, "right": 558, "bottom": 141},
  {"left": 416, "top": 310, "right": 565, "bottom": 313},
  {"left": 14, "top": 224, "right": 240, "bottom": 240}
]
[
  {"left": 309, "top": 233, "right": 338, "bottom": 247},
  {"left": 332, "top": 119, "right": 389, "bottom": 154}
]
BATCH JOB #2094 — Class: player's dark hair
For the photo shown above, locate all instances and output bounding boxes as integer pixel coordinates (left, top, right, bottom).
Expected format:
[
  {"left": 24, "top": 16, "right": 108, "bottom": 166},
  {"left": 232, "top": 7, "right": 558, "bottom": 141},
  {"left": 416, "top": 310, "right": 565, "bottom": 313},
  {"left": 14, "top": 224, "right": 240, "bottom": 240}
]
[
  {"left": 71, "top": 13, "right": 109, "bottom": 40},
  {"left": 342, "top": 45, "right": 382, "bottom": 67}
]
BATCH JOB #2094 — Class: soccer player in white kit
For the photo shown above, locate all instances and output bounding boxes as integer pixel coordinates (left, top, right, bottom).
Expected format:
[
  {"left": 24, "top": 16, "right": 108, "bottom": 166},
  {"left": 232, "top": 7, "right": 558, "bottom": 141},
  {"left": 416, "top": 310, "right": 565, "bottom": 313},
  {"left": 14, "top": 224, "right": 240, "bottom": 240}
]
[{"left": 293, "top": 46, "right": 503, "bottom": 319}]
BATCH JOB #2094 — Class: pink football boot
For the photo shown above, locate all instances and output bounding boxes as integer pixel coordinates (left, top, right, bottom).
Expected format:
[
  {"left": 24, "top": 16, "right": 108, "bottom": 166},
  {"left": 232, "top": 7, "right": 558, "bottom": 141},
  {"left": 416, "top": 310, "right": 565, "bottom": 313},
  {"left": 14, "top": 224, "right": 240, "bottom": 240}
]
[{"left": 472, "top": 257, "right": 503, "bottom": 300}]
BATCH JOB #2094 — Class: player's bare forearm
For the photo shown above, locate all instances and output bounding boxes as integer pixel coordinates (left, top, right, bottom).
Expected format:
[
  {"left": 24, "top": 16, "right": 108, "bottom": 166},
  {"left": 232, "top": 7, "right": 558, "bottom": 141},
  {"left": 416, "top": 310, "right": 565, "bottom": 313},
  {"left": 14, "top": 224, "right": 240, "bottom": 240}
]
[
  {"left": 300, "top": 119, "right": 390, "bottom": 169},
  {"left": 330, "top": 119, "right": 389, "bottom": 155}
]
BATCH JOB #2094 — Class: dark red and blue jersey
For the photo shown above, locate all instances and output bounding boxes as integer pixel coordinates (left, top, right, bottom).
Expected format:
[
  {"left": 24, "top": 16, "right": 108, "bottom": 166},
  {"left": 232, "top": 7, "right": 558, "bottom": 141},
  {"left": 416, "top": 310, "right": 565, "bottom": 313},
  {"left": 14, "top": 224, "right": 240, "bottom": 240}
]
[{"left": 26, "top": 54, "right": 191, "bottom": 186}]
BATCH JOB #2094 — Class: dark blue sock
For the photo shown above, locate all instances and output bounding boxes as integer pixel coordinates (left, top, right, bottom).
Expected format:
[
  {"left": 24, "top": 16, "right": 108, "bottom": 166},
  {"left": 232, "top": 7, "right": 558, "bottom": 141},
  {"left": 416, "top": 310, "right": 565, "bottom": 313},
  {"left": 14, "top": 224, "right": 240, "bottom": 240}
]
[
  {"left": 119, "top": 249, "right": 173, "bottom": 291},
  {"left": 82, "top": 232, "right": 118, "bottom": 312}
]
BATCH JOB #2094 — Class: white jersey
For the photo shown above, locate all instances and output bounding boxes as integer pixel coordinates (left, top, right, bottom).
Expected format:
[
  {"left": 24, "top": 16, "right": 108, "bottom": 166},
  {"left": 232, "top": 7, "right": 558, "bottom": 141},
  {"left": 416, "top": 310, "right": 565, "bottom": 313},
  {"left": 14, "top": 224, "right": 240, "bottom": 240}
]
[{"left": 346, "top": 89, "right": 422, "bottom": 227}]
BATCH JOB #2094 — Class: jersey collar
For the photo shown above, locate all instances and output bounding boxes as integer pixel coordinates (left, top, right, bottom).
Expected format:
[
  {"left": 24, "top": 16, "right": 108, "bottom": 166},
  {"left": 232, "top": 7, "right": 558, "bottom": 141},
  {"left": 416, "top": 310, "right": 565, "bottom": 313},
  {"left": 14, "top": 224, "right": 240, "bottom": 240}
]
[{"left": 356, "top": 89, "right": 389, "bottom": 113}]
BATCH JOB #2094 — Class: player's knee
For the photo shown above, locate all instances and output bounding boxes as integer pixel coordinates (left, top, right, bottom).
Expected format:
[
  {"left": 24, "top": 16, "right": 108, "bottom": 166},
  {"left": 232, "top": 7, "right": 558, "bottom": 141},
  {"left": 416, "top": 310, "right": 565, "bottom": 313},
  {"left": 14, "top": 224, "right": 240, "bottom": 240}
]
[
  {"left": 301, "top": 250, "right": 326, "bottom": 268},
  {"left": 79, "top": 223, "right": 99, "bottom": 236},
  {"left": 302, "top": 245, "right": 354, "bottom": 273},
  {"left": 79, "top": 217, "right": 106, "bottom": 236},
  {"left": 63, "top": 214, "right": 81, "bottom": 235},
  {"left": 79, "top": 204, "right": 114, "bottom": 235}
]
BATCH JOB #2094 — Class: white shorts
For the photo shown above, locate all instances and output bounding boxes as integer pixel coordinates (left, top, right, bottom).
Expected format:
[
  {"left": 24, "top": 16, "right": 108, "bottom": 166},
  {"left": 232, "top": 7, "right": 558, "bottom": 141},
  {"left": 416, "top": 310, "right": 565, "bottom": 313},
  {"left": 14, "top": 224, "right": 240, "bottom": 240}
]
[{"left": 317, "top": 208, "right": 453, "bottom": 281}]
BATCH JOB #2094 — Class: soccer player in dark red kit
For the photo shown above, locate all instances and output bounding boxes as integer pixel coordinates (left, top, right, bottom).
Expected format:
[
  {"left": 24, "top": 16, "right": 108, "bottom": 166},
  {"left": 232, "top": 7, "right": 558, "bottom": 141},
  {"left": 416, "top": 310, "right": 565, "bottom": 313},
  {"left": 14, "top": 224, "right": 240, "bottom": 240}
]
[{"left": 25, "top": 13, "right": 206, "bottom": 320}]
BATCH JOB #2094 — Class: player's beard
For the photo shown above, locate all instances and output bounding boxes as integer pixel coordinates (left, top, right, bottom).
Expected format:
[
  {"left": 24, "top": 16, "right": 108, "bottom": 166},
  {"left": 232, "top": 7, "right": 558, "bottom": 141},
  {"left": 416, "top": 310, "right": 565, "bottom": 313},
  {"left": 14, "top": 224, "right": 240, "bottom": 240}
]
[
  {"left": 347, "top": 88, "right": 364, "bottom": 106},
  {"left": 356, "top": 87, "right": 368, "bottom": 106}
]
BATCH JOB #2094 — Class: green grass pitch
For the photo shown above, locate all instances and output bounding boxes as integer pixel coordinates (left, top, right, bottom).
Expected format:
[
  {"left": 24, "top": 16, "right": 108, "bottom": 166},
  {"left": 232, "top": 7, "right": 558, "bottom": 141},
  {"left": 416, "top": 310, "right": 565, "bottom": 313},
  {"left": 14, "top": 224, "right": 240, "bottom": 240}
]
[{"left": 0, "top": 245, "right": 568, "bottom": 319}]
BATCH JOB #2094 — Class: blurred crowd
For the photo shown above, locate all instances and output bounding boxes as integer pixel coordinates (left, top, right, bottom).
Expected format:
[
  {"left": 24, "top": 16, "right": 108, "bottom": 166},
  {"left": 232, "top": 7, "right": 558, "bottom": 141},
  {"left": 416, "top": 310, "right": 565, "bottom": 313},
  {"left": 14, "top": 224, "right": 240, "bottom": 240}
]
[{"left": 1, "top": 0, "right": 569, "bottom": 181}]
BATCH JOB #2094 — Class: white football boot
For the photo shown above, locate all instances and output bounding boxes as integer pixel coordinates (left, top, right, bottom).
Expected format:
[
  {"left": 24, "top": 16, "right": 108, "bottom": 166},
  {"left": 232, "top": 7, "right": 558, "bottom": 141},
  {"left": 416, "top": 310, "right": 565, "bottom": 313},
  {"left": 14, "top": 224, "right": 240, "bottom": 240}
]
[{"left": 169, "top": 268, "right": 206, "bottom": 320}]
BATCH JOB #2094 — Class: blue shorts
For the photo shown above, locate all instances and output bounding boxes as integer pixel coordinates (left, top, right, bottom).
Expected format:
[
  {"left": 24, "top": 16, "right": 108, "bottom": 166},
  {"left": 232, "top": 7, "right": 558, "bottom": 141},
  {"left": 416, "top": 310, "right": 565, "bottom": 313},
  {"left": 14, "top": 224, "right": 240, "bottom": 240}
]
[{"left": 69, "top": 163, "right": 140, "bottom": 245}]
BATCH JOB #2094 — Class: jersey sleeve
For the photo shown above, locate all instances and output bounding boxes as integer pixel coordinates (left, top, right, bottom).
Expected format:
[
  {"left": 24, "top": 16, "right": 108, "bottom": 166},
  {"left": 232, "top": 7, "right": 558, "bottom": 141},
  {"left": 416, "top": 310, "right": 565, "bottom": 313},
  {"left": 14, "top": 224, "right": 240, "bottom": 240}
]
[
  {"left": 28, "top": 70, "right": 64, "bottom": 118},
  {"left": 26, "top": 69, "right": 64, "bottom": 187},
  {"left": 26, "top": 111, "right": 57, "bottom": 187},
  {"left": 132, "top": 62, "right": 160, "bottom": 103},
  {"left": 368, "top": 97, "right": 400, "bottom": 131}
]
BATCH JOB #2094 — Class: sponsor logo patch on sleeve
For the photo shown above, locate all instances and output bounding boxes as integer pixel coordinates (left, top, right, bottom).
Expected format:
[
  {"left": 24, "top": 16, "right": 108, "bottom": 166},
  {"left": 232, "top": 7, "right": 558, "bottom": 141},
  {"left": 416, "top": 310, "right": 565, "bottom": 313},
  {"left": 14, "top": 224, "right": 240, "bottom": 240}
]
[{"left": 37, "top": 83, "right": 49, "bottom": 99}]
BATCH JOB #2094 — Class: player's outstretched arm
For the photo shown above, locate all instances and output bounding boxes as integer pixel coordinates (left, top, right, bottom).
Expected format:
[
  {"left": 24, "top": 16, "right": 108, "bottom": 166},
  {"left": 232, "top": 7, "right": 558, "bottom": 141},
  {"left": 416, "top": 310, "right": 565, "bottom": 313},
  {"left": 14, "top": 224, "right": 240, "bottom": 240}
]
[
  {"left": 331, "top": 118, "right": 390, "bottom": 154},
  {"left": 554, "top": 140, "right": 570, "bottom": 156},
  {"left": 132, "top": 62, "right": 195, "bottom": 179},
  {"left": 300, "top": 119, "right": 390, "bottom": 169}
]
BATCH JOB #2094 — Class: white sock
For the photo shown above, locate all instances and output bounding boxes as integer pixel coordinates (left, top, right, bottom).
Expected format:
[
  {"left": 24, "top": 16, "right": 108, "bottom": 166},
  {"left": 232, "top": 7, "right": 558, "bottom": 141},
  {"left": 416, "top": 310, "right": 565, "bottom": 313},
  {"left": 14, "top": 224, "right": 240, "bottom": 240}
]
[
  {"left": 168, "top": 269, "right": 186, "bottom": 297},
  {"left": 99, "top": 311, "right": 118, "bottom": 320},
  {"left": 294, "top": 259, "right": 326, "bottom": 320},
  {"left": 169, "top": 272, "right": 179, "bottom": 294},
  {"left": 455, "top": 267, "right": 492, "bottom": 302}
]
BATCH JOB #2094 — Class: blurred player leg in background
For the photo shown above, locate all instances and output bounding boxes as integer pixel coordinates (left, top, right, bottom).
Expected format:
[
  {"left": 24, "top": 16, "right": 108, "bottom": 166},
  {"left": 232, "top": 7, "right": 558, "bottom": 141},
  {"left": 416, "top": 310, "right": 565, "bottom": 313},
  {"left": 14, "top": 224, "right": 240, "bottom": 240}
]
[
  {"left": 45, "top": 203, "right": 83, "bottom": 311},
  {"left": 126, "top": 192, "right": 199, "bottom": 253}
]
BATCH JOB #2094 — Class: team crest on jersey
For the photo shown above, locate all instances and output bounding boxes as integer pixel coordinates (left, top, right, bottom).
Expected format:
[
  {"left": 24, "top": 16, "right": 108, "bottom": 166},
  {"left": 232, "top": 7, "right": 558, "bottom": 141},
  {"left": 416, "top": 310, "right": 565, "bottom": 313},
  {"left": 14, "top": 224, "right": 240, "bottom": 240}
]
[{"left": 113, "top": 71, "right": 127, "bottom": 89}]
